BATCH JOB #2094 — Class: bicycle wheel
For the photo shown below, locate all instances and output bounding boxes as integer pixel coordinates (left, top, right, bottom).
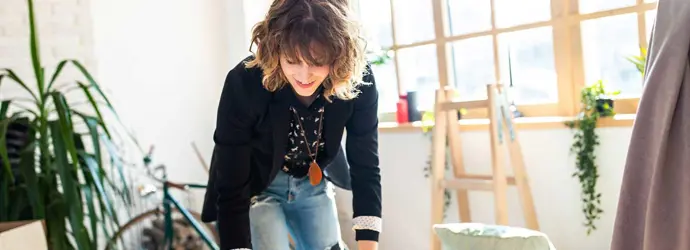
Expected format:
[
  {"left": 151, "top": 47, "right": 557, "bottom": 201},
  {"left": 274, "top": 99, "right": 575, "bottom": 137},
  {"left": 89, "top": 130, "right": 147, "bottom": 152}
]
[{"left": 105, "top": 207, "right": 219, "bottom": 250}]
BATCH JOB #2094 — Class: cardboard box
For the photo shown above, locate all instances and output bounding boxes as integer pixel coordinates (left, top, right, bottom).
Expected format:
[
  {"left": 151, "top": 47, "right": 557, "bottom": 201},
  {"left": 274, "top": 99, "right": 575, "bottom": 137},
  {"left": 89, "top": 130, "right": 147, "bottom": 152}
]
[{"left": 0, "top": 220, "right": 47, "bottom": 250}]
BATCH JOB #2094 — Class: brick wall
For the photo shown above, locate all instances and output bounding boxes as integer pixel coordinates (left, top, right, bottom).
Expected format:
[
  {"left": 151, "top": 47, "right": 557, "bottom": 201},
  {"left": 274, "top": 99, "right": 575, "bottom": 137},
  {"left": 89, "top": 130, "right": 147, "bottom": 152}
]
[{"left": 0, "top": 0, "right": 95, "bottom": 98}]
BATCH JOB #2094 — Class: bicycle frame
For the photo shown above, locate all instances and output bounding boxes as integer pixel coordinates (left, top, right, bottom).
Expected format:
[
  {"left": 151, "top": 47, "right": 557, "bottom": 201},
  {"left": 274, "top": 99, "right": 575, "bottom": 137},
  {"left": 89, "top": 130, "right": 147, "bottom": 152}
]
[
  {"left": 138, "top": 145, "right": 219, "bottom": 250},
  {"left": 162, "top": 181, "right": 219, "bottom": 250},
  {"left": 163, "top": 181, "right": 220, "bottom": 250},
  {"left": 138, "top": 146, "right": 296, "bottom": 250}
]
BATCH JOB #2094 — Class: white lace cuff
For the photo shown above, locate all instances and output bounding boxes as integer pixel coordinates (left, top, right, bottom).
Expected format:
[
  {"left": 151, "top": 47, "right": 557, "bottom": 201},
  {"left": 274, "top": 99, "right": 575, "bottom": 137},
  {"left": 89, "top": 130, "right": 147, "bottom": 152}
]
[{"left": 352, "top": 216, "right": 382, "bottom": 232}]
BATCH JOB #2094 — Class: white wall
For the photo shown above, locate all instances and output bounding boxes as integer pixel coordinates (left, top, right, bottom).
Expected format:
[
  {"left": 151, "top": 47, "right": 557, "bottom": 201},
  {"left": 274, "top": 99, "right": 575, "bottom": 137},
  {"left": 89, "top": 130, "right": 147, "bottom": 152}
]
[
  {"left": 368, "top": 128, "right": 631, "bottom": 250},
  {"left": 0, "top": 0, "right": 96, "bottom": 100},
  {"left": 88, "top": 0, "right": 231, "bottom": 210}
]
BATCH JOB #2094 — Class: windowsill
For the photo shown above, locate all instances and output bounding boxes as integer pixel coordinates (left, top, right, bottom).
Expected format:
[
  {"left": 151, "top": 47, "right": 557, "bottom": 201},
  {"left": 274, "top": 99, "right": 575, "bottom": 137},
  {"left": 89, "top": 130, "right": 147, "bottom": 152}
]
[{"left": 378, "top": 114, "right": 636, "bottom": 133}]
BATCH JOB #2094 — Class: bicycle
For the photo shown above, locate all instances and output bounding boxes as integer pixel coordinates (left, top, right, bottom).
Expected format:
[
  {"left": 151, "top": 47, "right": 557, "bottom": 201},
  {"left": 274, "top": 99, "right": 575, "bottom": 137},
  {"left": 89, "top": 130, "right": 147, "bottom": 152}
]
[{"left": 104, "top": 146, "right": 219, "bottom": 250}]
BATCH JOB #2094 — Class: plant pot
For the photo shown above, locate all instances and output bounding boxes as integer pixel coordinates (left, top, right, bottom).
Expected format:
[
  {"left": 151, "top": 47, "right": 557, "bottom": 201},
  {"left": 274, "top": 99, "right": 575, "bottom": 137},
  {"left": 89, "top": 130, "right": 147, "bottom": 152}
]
[{"left": 595, "top": 98, "right": 614, "bottom": 114}]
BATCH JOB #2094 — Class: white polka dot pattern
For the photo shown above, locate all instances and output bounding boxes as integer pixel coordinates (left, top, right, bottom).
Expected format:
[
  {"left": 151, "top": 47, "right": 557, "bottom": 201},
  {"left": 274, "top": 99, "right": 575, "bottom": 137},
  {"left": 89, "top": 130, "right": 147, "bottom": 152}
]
[{"left": 352, "top": 216, "right": 382, "bottom": 232}]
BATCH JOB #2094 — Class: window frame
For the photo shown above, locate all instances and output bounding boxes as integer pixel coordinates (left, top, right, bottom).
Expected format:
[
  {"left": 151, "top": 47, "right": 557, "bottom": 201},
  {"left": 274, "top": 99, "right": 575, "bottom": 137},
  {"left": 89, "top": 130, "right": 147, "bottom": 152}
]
[{"left": 365, "top": 0, "right": 656, "bottom": 122}]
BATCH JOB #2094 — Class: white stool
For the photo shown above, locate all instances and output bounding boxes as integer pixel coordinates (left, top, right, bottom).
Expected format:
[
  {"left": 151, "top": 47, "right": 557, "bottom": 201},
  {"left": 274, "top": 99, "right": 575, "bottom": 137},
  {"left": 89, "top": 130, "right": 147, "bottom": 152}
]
[{"left": 433, "top": 223, "right": 556, "bottom": 250}]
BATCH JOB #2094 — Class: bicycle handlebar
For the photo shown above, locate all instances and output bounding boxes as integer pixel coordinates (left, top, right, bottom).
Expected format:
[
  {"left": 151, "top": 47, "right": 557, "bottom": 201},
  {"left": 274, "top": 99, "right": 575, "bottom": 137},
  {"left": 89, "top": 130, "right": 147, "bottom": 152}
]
[{"left": 140, "top": 144, "right": 208, "bottom": 191}]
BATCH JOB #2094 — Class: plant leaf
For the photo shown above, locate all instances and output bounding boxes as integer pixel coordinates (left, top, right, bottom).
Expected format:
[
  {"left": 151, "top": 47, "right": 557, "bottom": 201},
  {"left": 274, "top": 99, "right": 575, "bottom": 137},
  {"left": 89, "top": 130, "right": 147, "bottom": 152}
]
[
  {"left": 0, "top": 176, "right": 8, "bottom": 222},
  {"left": 50, "top": 92, "right": 81, "bottom": 170},
  {"left": 101, "top": 135, "right": 132, "bottom": 205},
  {"left": 1, "top": 100, "right": 9, "bottom": 119},
  {"left": 85, "top": 153, "right": 122, "bottom": 237},
  {"left": 72, "top": 112, "right": 103, "bottom": 176},
  {"left": 81, "top": 153, "right": 118, "bottom": 224},
  {"left": 44, "top": 181, "right": 70, "bottom": 249},
  {"left": 81, "top": 184, "right": 98, "bottom": 249},
  {"left": 17, "top": 121, "right": 42, "bottom": 218},
  {"left": 0, "top": 74, "right": 4, "bottom": 90},
  {"left": 0, "top": 114, "right": 22, "bottom": 183},
  {"left": 49, "top": 120, "right": 90, "bottom": 250},
  {"left": 69, "top": 60, "right": 144, "bottom": 153},
  {"left": 76, "top": 81, "right": 112, "bottom": 138},
  {"left": 50, "top": 92, "right": 94, "bottom": 249},
  {"left": 8, "top": 184, "right": 29, "bottom": 221},
  {"left": 74, "top": 132, "right": 116, "bottom": 243},
  {"left": 1, "top": 69, "right": 38, "bottom": 102},
  {"left": 27, "top": 0, "right": 44, "bottom": 92},
  {"left": 46, "top": 60, "right": 68, "bottom": 93}
]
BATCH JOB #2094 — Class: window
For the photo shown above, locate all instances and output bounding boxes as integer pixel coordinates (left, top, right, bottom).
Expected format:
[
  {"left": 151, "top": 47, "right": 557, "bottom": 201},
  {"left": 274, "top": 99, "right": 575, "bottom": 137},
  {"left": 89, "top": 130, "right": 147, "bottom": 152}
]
[
  {"left": 354, "top": 0, "right": 657, "bottom": 121},
  {"left": 581, "top": 14, "right": 642, "bottom": 97}
]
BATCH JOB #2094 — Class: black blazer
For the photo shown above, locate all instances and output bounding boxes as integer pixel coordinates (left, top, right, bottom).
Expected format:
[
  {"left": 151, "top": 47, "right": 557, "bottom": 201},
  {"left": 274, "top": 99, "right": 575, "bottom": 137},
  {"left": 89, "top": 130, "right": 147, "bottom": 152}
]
[{"left": 200, "top": 56, "right": 382, "bottom": 250}]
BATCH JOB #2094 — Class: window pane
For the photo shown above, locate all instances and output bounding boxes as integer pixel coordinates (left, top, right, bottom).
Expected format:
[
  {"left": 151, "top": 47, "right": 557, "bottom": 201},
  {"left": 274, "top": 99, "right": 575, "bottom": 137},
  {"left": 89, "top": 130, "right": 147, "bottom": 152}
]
[
  {"left": 646, "top": 10, "right": 656, "bottom": 43},
  {"left": 451, "top": 36, "right": 496, "bottom": 101},
  {"left": 446, "top": 0, "right": 492, "bottom": 35},
  {"left": 358, "top": 0, "right": 394, "bottom": 48},
  {"left": 581, "top": 14, "right": 642, "bottom": 97},
  {"left": 371, "top": 61, "right": 399, "bottom": 113},
  {"left": 497, "top": 27, "right": 558, "bottom": 104},
  {"left": 494, "top": 0, "right": 551, "bottom": 28},
  {"left": 579, "top": 0, "right": 636, "bottom": 14},
  {"left": 397, "top": 44, "right": 439, "bottom": 111},
  {"left": 392, "top": 0, "right": 435, "bottom": 45}
]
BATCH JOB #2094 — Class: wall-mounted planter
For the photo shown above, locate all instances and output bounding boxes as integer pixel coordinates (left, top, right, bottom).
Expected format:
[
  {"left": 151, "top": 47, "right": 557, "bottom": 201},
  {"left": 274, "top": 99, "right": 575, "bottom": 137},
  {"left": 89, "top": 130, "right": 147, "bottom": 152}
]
[{"left": 595, "top": 98, "right": 614, "bottom": 116}]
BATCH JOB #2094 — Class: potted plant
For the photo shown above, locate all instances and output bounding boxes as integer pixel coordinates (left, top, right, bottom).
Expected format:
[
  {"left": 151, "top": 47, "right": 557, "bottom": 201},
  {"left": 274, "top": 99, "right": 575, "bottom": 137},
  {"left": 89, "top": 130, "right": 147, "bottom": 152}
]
[
  {"left": 0, "top": 0, "right": 140, "bottom": 249},
  {"left": 564, "top": 80, "right": 619, "bottom": 235}
]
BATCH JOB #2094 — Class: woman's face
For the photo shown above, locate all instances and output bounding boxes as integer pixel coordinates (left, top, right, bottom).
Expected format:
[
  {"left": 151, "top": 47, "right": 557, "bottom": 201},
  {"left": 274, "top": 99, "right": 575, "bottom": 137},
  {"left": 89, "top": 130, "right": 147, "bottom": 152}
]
[{"left": 280, "top": 55, "right": 330, "bottom": 97}]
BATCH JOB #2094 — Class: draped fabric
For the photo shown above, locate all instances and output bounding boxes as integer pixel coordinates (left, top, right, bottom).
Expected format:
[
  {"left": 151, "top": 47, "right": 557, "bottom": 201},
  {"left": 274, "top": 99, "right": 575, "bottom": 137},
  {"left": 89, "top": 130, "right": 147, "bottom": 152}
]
[{"left": 610, "top": 0, "right": 690, "bottom": 249}]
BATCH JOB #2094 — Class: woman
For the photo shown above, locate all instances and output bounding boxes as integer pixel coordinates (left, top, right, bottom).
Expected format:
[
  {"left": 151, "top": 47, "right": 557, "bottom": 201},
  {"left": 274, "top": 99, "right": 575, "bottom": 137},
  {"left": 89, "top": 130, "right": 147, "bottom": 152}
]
[{"left": 200, "top": 0, "right": 382, "bottom": 249}]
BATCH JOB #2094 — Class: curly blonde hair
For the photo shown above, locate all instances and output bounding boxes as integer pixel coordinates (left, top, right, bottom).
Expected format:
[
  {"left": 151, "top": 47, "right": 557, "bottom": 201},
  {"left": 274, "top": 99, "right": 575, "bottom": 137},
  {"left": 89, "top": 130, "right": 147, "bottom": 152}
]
[{"left": 245, "top": 0, "right": 368, "bottom": 101}]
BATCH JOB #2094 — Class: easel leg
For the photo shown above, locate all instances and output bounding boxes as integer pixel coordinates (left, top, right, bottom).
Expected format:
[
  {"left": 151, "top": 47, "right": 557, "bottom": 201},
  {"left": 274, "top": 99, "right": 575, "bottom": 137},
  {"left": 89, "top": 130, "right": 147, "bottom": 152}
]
[
  {"left": 505, "top": 127, "right": 539, "bottom": 230},
  {"left": 430, "top": 90, "right": 449, "bottom": 250},
  {"left": 489, "top": 134, "right": 509, "bottom": 225},
  {"left": 487, "top": 85, "right": 509, "bottom": 225},
  {"left": 444, "top": 94, "right": 471, "bottom": 222}
]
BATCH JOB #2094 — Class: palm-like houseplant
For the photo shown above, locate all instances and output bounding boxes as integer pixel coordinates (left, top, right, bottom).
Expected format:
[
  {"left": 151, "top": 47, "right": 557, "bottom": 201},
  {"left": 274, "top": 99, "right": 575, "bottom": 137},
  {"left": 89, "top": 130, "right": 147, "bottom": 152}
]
[{"left": 0, "top": 0, "right": 140, "bottom": 249}]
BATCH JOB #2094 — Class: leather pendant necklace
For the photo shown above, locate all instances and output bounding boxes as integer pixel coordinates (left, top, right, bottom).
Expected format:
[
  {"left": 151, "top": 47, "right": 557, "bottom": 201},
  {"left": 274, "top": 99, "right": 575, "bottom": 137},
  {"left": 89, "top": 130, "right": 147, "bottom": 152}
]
[{"left": 291, "top": 106, "right": 325, "bottom": 186}]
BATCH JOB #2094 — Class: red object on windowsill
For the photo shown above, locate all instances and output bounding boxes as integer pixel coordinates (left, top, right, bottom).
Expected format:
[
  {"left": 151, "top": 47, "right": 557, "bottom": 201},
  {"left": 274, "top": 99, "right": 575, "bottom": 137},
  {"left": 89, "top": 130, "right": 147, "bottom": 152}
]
[{"left": 396, "top": 95, "right": 409, "bottom": 124}]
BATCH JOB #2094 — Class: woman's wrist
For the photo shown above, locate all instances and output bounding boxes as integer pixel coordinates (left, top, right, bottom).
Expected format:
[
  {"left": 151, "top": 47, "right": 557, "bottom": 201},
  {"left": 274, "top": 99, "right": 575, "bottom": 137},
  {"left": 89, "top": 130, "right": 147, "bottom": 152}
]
[{"left": 357, "top": 240, "right": 378, "bottom": 250}]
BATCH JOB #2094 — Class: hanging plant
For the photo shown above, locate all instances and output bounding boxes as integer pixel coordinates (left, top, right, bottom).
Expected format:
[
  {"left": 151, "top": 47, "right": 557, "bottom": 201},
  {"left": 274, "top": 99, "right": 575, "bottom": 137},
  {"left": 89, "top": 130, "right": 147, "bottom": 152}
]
[{"left": 564, "top": 80, "right": 619, "bottom": 235}]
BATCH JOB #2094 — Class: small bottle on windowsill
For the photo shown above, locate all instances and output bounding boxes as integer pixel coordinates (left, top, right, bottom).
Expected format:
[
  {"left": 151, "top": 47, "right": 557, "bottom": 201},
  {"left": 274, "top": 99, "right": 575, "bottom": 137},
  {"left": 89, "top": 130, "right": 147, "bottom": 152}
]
[{"left": 396, "top": 94, "right": 409, "bottom": 124}]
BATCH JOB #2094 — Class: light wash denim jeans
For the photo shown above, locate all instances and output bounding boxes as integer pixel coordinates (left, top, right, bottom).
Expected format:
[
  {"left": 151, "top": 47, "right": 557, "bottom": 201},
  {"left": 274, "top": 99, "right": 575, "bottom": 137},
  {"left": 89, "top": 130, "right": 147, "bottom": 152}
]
[{"left": 249, "top": 170, "right": 345, "bottom": 250}]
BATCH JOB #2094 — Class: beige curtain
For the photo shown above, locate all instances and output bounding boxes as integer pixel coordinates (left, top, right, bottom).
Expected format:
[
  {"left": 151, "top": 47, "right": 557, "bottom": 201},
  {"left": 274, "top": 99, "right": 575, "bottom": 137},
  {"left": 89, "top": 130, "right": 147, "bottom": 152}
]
[{"left": 610, "top": 0, "right": 690, "bottom": 249}]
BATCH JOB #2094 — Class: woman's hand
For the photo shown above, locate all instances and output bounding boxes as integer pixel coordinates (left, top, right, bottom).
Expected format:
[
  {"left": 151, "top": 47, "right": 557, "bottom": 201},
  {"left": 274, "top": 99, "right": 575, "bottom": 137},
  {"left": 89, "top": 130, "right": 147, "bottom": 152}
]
[{"left": 357, "top": 240, "right": 378, "bottom": 250}]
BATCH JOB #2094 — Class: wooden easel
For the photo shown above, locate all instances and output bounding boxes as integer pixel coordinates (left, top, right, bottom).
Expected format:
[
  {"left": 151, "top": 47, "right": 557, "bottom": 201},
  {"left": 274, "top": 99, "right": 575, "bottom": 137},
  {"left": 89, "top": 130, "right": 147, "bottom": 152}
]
[{"left": 429, "top": 84, "right": 539, "bottom": 250}]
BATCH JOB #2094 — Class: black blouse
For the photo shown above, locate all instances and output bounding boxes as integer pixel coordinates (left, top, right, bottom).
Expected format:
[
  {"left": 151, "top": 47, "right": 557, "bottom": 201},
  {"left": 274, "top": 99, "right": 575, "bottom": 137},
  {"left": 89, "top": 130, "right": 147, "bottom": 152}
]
[
  {"left": 282, "top": 92, "right": 327, "bottom": 177},
  {"left": 205, "top": 56, "right": 382, "bottom": 250}
]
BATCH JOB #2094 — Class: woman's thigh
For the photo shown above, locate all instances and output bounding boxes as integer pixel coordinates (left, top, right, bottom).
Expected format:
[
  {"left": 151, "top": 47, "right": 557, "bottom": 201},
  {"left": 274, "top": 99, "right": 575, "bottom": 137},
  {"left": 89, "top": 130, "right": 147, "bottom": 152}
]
[
  {"left": 249, "top": 192, "right": 291, "bottom": 250},
  {"left": 284, "top": 177, "right": 343, "bottom": 250}
]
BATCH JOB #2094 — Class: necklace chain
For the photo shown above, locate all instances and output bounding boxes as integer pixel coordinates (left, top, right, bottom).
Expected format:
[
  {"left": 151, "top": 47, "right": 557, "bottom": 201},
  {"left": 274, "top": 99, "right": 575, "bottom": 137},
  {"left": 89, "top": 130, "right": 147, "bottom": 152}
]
[{"left": 290, "top": 106, "right": 324, "bottom": 162}]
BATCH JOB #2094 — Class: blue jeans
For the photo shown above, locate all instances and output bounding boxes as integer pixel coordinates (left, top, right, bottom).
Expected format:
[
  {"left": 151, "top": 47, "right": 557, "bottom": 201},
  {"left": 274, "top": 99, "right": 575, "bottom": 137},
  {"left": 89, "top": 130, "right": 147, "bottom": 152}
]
[{"left": 249, "top": 171, "right": 344, "bottom": 250}]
